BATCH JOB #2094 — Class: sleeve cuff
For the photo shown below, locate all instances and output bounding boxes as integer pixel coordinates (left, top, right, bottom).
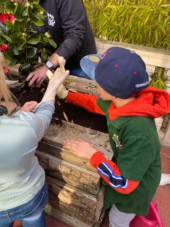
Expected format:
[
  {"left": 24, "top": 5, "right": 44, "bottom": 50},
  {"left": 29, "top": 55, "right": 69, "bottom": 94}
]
[
  {"left": 90, "top": 151, "right": 107, "bottom": 168},
  {"left": 66, "top": 91, "right": 76, "bottom": 101}
]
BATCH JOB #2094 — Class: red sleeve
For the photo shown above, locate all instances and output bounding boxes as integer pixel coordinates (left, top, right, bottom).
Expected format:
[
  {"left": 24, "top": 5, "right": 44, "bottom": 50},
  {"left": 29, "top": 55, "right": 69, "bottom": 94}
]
[
  {"left": 90, "top": 151, "right": 140, "bottom": 194},
  {"left": 66, "top": 92, "right": 105, "bottom": 115}
]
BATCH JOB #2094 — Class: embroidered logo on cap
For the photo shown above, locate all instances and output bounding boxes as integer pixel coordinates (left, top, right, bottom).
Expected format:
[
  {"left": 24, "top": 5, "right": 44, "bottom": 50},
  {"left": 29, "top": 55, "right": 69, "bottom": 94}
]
[{"left": 136, "top": 81, "right": 149, "bottom": 88}]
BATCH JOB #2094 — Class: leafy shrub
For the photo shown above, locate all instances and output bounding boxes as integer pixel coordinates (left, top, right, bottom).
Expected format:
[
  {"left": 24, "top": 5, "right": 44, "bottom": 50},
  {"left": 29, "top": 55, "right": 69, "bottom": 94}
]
[
  {"left": 0, "top": 0, "right": 56, "bottom": 76},
  {"left": 84, "top": 0, "right": 170, "bottom": 50}
]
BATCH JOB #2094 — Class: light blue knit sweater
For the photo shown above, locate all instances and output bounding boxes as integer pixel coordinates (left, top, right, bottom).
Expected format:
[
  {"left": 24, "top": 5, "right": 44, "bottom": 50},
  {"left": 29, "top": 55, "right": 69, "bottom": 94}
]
[{"left": 0, "top": 102, "right": 54, "bottom": 211}]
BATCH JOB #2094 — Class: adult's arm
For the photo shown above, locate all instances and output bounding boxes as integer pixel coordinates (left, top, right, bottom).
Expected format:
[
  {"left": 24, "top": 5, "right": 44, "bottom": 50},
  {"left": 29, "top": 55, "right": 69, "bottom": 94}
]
[
  {"left": 14, "top": 102, "right": 54, "bottom": 141},
  {"left": 53, "top": 0, "right": 86, "bottom": 60}
]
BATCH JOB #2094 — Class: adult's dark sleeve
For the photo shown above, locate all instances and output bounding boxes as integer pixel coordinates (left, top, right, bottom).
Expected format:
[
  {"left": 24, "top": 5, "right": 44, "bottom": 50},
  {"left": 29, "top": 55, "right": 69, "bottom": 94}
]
[{"left": 55, "top": 0, "right": 87, "bottom": 59}]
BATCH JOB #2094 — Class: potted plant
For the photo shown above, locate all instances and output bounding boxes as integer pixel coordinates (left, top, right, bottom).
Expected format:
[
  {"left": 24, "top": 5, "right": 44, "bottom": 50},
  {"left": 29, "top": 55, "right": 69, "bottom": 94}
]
[{"left": 0, "top": 0, "right": 56, "bottom": 79}]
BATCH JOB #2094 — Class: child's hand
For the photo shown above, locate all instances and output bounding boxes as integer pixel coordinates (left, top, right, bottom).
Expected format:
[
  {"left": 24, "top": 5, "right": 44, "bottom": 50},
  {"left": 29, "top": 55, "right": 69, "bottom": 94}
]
[
  {"left": 64, "top": 139, "right": 97, "bottom": 159},
  {"left": 20, "top": 101, "right": 38, "bottom": 112}
]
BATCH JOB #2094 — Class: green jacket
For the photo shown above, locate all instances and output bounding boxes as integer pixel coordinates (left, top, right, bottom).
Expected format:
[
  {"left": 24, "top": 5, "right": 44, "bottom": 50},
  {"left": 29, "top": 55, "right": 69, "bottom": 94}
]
[{"left": 97, "top": 99, "right": 161, "bottom": 215}]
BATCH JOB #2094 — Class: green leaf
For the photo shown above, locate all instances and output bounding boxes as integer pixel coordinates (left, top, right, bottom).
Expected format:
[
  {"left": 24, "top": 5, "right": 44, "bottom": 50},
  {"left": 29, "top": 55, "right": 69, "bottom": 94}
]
[
  {"left": 13, "top": 20, "right": 25, "bottom": 32},
  {"left": 4, "top": 20, "right": 14, "bottom": 30},
  {"left": 0, "top": 34, "right": 12, "bottom": 43},
  {"left": 40, "top": 51, "right": 48, "bottom": 62},
  {"left": 29, "top": 12, "right": 44, "bottom": 26},
  {"left": 10, "top": 32, "right": 25, "bottom": 44},
  {"left": 49, "top": 39, "right": 57, "bottom": 48},
  {"left": 22, "top": 7, "right": 29, "bottom": 17},
  {"left": 40, "top": 34, "right": 48, "bottom": 44},
  {"left": 27, "top": 37, "right": 41, "bottom": 45},
  {"left": 5, "top": 3, "right": 17, "bottom": 14},
  {"left": 32, "top": 4, "right": 45, "bottom": 15},
  {"left": 27, "top": 47, "right": 38, "bottom": 58},
  {"left": 14, "top": 4, "right": 26, "bottom": 20}
]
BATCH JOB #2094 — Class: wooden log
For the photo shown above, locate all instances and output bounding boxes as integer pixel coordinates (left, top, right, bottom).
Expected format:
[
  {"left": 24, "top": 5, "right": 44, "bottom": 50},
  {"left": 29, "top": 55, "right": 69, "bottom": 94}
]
[
  {"left": 46, "top": 176, "right": 104, "bottom": 225},
  {"left": 65, "top": 75, "right": 98, "bottom": 95},
  {"left": 45, "top": 179, "right": 105, "bottom": 227},
  {"left": 45, "top": 205, "right": 92, "bottom": 227},
  {"left": 46, "top": 176, "right": 97, "bottom": 208},
  {"left": 36, "top": 150, "right": 101, "bottom": 194},
  {"left": 39, "top": 120, "right": 112, "bottom": 172}
]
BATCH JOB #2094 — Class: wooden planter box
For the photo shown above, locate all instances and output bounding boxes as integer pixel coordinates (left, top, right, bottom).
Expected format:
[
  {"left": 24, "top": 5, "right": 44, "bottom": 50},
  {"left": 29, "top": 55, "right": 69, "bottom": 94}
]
[{"left": 36, "top": 120, "right": 112, "bottom": 226}]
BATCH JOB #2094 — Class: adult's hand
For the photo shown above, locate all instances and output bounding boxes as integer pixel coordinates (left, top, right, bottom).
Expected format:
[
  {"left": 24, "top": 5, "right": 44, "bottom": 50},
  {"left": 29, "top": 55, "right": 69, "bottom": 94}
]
[
  {"left": 20, "top": 101, "right": 38, "bottom": 112},
  {"left": 63, "top": 139, "right": 97, "bottom": 160},
  {"left": 26, "top": 65, "right": 48, "bottom": 87},
  {"left": 0, "top": 101, "right": 17, "bottom": 115}
]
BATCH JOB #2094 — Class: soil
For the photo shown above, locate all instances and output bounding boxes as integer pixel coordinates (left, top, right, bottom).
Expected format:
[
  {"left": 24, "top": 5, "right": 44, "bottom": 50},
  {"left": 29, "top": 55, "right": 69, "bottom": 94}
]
[{"left": 11, "top": 86, "right": 108, "bottom": 133}]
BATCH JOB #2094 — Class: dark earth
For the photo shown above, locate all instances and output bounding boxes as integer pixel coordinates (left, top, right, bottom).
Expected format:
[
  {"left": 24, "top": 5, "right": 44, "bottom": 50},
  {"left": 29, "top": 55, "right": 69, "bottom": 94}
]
[{"left": 11, "top": 83, "right": 108, "bottom": 133}]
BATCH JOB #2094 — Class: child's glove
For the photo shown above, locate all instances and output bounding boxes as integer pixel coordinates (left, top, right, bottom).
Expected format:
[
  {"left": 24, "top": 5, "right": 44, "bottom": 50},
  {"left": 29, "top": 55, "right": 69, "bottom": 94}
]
[
  {"left": 41, "top": 56, "right": 69, "bottom": 102},
  {"left": 55, "top": 84, "right": 68, "bottom": 99},
  {"left": 41, "top": 70, "right": 69, "bottom": 102}
]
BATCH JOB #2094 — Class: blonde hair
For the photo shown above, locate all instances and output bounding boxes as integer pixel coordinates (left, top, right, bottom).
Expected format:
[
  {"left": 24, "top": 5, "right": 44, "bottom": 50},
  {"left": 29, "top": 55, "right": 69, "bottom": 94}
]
[{"left": 0, "top": 63, "right": 13, "bottom": 103}]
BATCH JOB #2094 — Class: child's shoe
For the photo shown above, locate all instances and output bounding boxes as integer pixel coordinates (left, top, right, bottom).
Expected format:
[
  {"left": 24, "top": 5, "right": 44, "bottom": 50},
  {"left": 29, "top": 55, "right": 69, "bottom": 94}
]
[{"left": 159, "top": 173, "right": 170, "bottom": 185}]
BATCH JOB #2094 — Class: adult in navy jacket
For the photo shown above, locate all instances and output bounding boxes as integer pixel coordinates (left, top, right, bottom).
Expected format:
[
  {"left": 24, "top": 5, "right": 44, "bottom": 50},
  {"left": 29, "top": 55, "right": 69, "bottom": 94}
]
[{"left": 27, "top": 0, "right": 97, "bottom": 87}]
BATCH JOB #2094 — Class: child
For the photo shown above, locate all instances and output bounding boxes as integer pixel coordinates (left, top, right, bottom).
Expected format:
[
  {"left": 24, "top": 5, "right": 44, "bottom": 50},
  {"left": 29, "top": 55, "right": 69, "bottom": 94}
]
[{"left": 56, "top": 47, "right": 170, "bottom": 227}]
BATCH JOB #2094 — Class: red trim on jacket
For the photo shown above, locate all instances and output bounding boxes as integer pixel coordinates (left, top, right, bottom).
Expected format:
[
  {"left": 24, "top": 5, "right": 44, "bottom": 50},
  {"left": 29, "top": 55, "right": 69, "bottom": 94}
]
[
  {"left": 66, "top": 92, "right": 104, "bottom": 115},
  {"left": 90, "top": 151, "right": 139, "bottom": 194}
]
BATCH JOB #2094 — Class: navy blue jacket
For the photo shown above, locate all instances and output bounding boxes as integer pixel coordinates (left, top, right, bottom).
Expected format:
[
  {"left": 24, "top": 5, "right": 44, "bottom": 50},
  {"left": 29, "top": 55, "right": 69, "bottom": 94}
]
[{"left": 38, "top": 0, "right": 97, "bottom": 69}]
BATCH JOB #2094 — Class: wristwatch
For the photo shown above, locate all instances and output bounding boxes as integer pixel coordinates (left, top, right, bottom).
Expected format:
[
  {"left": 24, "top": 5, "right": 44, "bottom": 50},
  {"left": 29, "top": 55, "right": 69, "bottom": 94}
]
[{"left": 45, "top": 60, "right": 55, "bottom": 70}]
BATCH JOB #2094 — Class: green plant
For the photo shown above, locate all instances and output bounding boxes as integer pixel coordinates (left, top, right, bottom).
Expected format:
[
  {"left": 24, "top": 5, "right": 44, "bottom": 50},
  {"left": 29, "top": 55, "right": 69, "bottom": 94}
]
[
  {"left": 150, "top": 67, "right": 167, "bottom": 90},
  {"left": 0, "top": 0, "right": 57, "bottom": 77},
  {"left": 84, "top": 0, "right": 170, "bottom": 50}
]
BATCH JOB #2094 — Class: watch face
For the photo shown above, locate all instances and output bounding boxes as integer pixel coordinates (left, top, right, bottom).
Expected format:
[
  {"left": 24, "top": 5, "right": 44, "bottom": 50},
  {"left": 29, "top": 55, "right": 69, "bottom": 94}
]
[{"left": 46, "top": 61, "right": 54, "bottom": 69}]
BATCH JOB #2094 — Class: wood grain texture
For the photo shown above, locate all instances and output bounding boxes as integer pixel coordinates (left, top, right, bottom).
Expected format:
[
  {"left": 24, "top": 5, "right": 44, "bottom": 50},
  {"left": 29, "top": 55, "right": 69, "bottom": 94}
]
[{"left": 36, "top": 150, "right": 101, "bottom": 194}]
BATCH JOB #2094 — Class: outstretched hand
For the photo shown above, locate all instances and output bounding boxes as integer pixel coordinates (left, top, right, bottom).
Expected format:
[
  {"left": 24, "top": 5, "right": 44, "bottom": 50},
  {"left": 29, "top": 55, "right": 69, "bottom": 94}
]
[{"left": 63, "top": 139, "right": 97, "bottom": 160}]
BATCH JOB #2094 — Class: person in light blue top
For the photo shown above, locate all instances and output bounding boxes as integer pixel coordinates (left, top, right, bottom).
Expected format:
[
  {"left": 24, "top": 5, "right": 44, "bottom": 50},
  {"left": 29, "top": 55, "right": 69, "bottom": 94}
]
[{"left": 0, "top": 60, "right": 69, "bottom": 227}]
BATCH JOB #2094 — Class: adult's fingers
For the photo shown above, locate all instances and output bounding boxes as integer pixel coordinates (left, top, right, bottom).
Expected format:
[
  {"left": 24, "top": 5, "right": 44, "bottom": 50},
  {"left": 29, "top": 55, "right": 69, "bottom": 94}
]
[{"left": 26, "top": 72, "right": 38, "bottom": 87}]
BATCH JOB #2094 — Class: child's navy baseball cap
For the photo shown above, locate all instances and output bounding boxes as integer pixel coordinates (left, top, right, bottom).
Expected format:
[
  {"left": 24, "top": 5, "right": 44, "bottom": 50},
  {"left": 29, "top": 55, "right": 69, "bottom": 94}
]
[{"left": 80, "top": 47, "right": 149, "bottom": 99}]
